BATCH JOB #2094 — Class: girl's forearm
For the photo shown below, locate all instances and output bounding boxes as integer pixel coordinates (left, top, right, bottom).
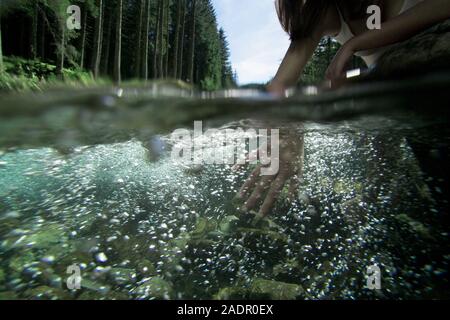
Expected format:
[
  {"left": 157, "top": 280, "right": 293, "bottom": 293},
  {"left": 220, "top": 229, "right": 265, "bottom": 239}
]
[
  {"left": 271, "top": 36, "right": 320, "bottom": 88},
  {"left": 348, "top": 0, "right": 450, "bottom": 53}
]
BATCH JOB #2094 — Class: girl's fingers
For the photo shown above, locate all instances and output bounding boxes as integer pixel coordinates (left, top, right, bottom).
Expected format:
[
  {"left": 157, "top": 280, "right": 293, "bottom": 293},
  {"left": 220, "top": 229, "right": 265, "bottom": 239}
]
[
  {"left": 258, "top": 172, "right": 288, "bottom": 217},
  {"left": 244, "top": 175, "right": 276, "bottom": 211},
  {"left": 237, "top": 166, "right": 261, "bottom": 199},
  {"left": 287, "top": 176, "right": 300, "bottom": 203}
]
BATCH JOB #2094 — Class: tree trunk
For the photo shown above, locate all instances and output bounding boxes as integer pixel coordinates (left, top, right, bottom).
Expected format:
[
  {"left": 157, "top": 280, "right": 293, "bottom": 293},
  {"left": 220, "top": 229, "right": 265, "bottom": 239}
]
[
  {"left": 135, "top": 0, "right": 144, "bottom": 78},
  {"left": 158, "top": 0, "right": 164, "bottom": 78},
  {"left": 171, "top": 0, "right": 182, "bottom": 78},
  {"left": 19, "top": 16, "right": 25, "bottom": 57},
  {"left": 31, "top": 0, "right": 38, "bottom": 60},
  {"left": 0, "top": 17, "right": 4, "bottom": 73},
  {"left": 56, "top": 22, "right": 65, "bottom": 77},
  {"left": 186, "top": 0, "right": 196, "bottom": 83},
  {"left": 142, "top": 0, "right": 151, "bottom": 80},
  {"left": 91, "top": 0, "right": 104, "bottom": 79},
  {"left": 177, "top": 0, "right": 186, "bottom": 79},
  {"left": 153, "top": 0, "right": 161, "bottom": 78},
  {"left": 39, "top": 4, "right": 46, "bottom": 60},
  {"left": 80, "top": 4, "right": 88, "bottom": 69},
  {"left": 113, "top": 0, "right": 123, "bottom": 84},
  {"left": 163, "top": 0, "right": 169, "bottom": 78},
  {"left": 101, "top": 10, "right": 113, "bottom": 75}
]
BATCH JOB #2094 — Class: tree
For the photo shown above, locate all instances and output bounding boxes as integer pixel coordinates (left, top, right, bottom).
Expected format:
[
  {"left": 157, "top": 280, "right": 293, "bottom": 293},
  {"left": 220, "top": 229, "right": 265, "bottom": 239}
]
[
  {"left": 219, "top": 28, "right": 234, "bottom": 88},
  {"left": 176, "top": 0, "right": 186, "bottom": 79},
  {"left": 39, "top": 2, "right": 46, "bottom": 59},
  {"left": 171, "top": 0, "right": 183, "bottom": 78},
  {"left": 0, "top": 0, "right": 236, "bottom": 90},
  {"left": 141, "top": 0, "right": 151, "bottom": 80},
  {"left": 113, "top": 0, "right": 123, "bottom": 84},
  {"left": 31, "top": 0, "right": 38, "bottom": 59},
  {"left": 79, "top": 2, "right": 88, "bottom": 68},
  {"left": 157, "top": 0, "right": 169, "bottom": 78},
  {"left": 135, "top": 0, "right": 144, "bottom": 78},
  {"left": 163, "top": 0, "right": 170, "bottom": 77},
  {"left": 44, "top": 0, "right": 75, "bottom": 76},
  {"left": 101, "top": 7, "right": 113, "bottom": 75},
  {"left": 302, "top": 37, "right": 340, "bottom": 85},
  {"left": 91, "top": 0, "right": 104, "bottom": 78},
  {"left": 0, "top": 15, "right": 3, "bottom": 73},
  {"left": 186, "top": 0, "right": 196, "bottom": 83},
  {"left": 156, "top": 0, "right": 164, "bottom": 77}
]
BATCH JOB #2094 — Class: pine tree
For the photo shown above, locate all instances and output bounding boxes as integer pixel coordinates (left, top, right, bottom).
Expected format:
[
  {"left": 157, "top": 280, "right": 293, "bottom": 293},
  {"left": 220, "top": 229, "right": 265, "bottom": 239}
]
[
  {"left": 31, "top": 0, "right": 38, "bottom": 60},
  {"left": 39, "top": 2, "right": 46, "bottom": 60},
  {"left": 113, "top": 0, "right": 123, "bottom": 84},
  {"left": 219, "top": 28, "right": 234, "bottom": 88},
  {"left": 44, "top": 0, "right": 74, "bottom": 77},
  {"left": 0, "top": 15, "right": 3, "bottom": 73},
  {"left": 176, "top": 0, "right": 186, "bottom": 79},
  {"left": 163, "top": 0, "right": 170, "bottom": 78},
  {"left": 0, "top": 0, "right": 236, "bottom": 89},
  {"left": 157, "top": 0, "right": 164, "bottom": 77},
  {"left": 91, "top": 0, "right": 104, "bottom": 78},
  {"left": 101, "top": 7, "right": 113, "bottom": 75},
  {"left": 79, "top": 3, "right": 88, "bottom": 68},
  {"left": 186, "top": 0, "right": 196, "bottom": 83},
  {"left": 142, "top": 0, "right": 151, "bottom": 80},
  {"left": 172, "top": 0, "right": 183, "bottom": 78},
  {"left": 153, "top": 0, "right": 161, "bottom": 78},
  {"left": 135, "top": 0, "right": 144, "bottom": 77}
]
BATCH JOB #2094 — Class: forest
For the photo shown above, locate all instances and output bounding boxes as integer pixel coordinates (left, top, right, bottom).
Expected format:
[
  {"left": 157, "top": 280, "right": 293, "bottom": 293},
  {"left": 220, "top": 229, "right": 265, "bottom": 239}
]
[
  {"left": 0, "top": 0, "right": 365, "bottom": 92},
  {"left": 0, "top": 0, "right": 237, "bottom": 90},
  {"left": 301, "top": 36, "right": 365, "bottom": 85}
]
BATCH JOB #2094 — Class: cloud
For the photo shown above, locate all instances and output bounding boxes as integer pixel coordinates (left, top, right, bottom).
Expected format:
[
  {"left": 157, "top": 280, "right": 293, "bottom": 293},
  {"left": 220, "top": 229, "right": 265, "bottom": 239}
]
[{"left": 212, "top": 0, "right": 290, "bottom": 85}]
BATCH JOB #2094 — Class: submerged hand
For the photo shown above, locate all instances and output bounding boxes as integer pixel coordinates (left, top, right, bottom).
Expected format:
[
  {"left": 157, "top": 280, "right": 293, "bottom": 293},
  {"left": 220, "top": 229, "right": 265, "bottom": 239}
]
[{"left": 234, "top": 134, "right": 304, "bottom": 217}]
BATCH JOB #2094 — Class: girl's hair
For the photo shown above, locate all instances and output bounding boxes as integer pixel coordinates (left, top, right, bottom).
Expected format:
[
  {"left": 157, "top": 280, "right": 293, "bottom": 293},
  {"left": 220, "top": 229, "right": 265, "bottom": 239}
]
[{"left": 276, "top": 0, "right": 379, "bottom": 40}]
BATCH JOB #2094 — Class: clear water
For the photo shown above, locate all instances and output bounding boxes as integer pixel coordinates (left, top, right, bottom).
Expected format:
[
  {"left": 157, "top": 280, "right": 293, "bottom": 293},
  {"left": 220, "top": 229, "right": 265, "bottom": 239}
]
[{"left": 0, "top": 74, "right": 449, "bottom": 300}]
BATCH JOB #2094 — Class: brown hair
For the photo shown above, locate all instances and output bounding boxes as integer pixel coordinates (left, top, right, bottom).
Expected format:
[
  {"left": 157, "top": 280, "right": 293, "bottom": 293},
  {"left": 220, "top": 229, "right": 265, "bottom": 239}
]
[{"left": 276, "top": 0, "right": 380, "bottom": 40}]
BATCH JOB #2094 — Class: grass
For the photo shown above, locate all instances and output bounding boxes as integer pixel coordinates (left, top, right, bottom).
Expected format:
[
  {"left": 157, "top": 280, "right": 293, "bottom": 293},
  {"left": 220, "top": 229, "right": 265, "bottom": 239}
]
[
  {"left": 0, "top": 56, "right": 194, "bottom": 94},
  {"left": 0, "top": 56, "right": 110, "bottom": 93}
]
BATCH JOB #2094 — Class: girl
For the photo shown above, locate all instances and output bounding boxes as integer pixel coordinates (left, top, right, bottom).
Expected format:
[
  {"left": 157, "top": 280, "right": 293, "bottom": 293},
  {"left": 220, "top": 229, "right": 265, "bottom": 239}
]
[
  {"left": 268, "top": 0, "right": 450, "bottom": 95},
  {"left": 238, "top": 0, "right": 450, "bottom": 217}
]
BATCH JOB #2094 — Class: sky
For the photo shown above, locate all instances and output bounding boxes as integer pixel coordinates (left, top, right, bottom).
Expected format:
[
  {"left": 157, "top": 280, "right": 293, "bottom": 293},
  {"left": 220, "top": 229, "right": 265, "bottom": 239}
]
[{"left": 212, "top": 0, "right": 290, "bottom": 85}]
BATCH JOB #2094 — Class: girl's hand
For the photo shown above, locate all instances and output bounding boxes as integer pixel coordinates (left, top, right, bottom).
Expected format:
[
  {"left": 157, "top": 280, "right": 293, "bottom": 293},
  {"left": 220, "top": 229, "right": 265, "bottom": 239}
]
[
  {"left": 266, "top": 82, "right": 287, "bottom": 98},
  {"left": 325, "top": 42, "right": 355, "bottom": 81},
  {"left": 233, "top": 134, "right": 304, "bottom": 217}
]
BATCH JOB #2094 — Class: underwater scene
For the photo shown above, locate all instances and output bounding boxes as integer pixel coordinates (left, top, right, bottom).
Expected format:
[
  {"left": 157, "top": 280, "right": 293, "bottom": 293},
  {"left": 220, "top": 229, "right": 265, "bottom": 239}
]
[{"left": 0, "top": 73, "right": 449, "bottom": 300}]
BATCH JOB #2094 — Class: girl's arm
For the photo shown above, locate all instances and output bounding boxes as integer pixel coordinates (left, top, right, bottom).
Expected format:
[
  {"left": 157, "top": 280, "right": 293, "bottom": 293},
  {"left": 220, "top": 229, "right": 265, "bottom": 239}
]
[
  {"left": 267, "top": 35, "right": 321, "bottom": 96},
  {"left": 327, "top": 0, "right": 450, "bottom": 79},
  {"left": 351, "top": 0, "right": 450, "bottom": 52}
]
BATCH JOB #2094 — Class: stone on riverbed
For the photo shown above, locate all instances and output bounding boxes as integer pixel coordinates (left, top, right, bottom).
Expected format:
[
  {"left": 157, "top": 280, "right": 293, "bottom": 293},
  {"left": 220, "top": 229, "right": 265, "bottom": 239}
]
[
  {"left": 251, "top": 279, "right": 304, "bottom": 300},
  {"left": 213, "top": 279, "right": 304, "bottom": 300},
  {"left": 131, "top": 276, "right": 173, "bottom": 300},
  {"left": 23, "top": 286, "right": 70, "bottom": 300},
  {"left": 108, "top": 268, "right": 138, "bottom": 286}
]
